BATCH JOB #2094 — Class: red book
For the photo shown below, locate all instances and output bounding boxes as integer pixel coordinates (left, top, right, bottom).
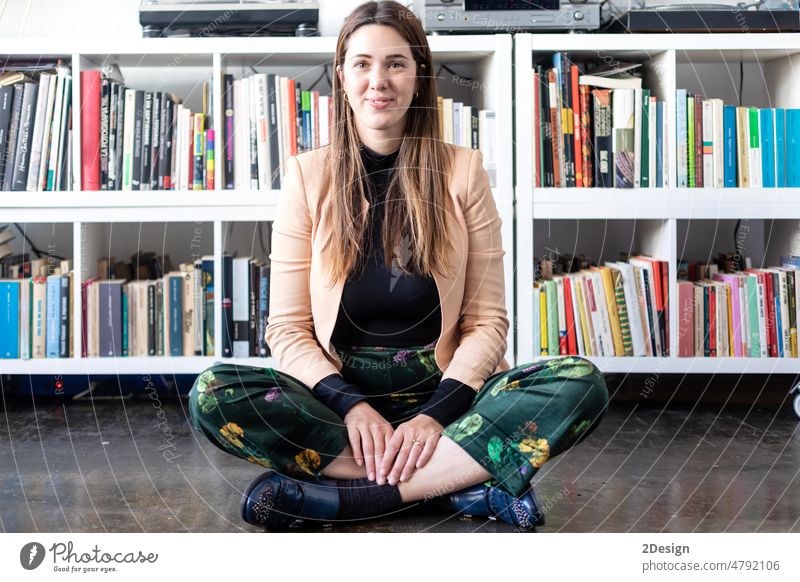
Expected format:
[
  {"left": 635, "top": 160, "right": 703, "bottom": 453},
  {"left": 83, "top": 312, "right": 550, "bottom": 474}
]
[
  {"left": 564, "top": 276, "right": 577, "bottom": 354},
  {"left": 709, "top": 284, "right": 717, "bottom": 357},
  {"left": 766, "top": 271, "right": 778, "bottom": 357},
  {"left": 80, "top": 70, "right": 102, "bottom": 190},
  {"left": 661, "top": 259, "right": 670, "bottom": 356}
]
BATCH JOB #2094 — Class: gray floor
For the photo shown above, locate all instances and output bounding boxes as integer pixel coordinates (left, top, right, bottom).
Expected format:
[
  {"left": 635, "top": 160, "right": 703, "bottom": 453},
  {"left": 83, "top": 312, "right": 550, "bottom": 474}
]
[{"left": 1, "top": 387, "right": 799, "bottom": 533}]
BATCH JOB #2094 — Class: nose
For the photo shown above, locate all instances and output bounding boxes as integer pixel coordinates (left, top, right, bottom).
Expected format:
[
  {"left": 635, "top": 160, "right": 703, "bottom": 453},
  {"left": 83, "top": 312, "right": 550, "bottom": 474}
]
[{"left": 368, "top": 67, "right": 387, "bottom": 91}]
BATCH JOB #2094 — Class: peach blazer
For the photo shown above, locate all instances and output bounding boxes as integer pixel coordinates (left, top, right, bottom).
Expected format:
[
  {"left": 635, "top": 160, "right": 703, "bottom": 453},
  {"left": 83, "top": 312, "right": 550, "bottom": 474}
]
[{"left": 264, "top": 143, "right": 510, "bottom": 392}]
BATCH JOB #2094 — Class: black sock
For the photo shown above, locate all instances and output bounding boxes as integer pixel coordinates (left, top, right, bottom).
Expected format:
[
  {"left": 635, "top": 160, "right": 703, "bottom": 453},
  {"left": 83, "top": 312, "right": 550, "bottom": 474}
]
[{"left": 336, "top": 478, "right": 403, "bottom": 520}]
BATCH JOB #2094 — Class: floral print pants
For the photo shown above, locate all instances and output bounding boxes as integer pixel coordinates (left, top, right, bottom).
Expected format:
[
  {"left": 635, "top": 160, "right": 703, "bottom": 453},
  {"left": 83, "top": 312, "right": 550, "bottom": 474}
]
[{"left": 188, "top": 342, "right": 609, "bottom": 497}]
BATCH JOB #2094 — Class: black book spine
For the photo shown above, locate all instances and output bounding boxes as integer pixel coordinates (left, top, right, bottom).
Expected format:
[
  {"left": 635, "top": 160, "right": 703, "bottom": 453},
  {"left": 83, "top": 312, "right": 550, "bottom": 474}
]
[
  {"left": 149, "top": 91, "right": 161, "bottom": 190},
  {"left": 258, "top": 263, "right": 270, "bottom": 357},
  {"left": 100, "top": 77, "right": 109, "bottom": 190},
  {"left": 0, "top": 86, "right": 15, "bottom": 186},
  {"left": 155, "top": 279, "right": 164, "bottom": 356},
  {"left": 107, "top": 82, "right": 118, "bottom": 190},
  {"left": 11, "top": 82, "right": 38, "bottom": 191},
  {"left": 131, "top": 90, "right": 144, "bottom": 190},
  {"left": 57, "top": 76, "right": 72, "bottom": 192},
  {"left": 140, "top": 91, "right": 152, "bottom": 191},
  {"left": 249, "top": 260, "right": 257, "bottom": 356},
  {"left": 541, "top": 71, "right": 553, "bottom": 187},
  {"left": 295, "top": 80, "right": 302, "bottom": 156},
  {"left": 160, "top": 96, "right": 174, "bottom": 190},
  {"left": 222, "top": 254, "right": 233, "bottom": 357},
  {"left": 223, "top": 73, "right": 234, "bottom": 189},
  {"left": 114, "top": 83, "right": 125, "bottom": 190},
  {"left": 592, "top": 90, "right": 612, "bottom": 188},
  {"left": 2, "top": 84, "right": 24, "bottom": 191}
]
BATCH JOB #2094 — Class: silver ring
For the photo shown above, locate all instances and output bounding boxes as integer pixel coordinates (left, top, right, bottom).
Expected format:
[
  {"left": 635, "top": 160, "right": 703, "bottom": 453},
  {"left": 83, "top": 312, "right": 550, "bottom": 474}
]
[{"left": 412, "top": 439, "right": 424, "bottom": 448}]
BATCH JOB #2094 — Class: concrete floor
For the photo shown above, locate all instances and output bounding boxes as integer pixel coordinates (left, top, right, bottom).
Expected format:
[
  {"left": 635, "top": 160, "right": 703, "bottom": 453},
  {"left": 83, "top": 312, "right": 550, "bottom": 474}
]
[{"left": 1, "top": 389, "right": 799, "bottom": 533}]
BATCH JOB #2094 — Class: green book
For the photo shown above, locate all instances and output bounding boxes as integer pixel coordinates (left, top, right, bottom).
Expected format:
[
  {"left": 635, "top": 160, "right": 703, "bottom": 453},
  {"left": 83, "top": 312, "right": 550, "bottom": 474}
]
[
  {"left": 641, "top": 89, "right": 650, "bottom": 188},
  {"left": 745, "top": 275, "right": 760, "bottom": 357},
  {"left": 687, "top": 94, "right": 695, "bottom": 188},
  {"left": 544, "top": 280, "right": 559, "bottom": 356}
]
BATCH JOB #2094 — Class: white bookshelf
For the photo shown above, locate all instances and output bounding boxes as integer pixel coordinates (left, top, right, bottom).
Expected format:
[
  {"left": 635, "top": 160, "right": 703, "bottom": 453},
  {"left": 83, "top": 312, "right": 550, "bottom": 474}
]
[
  {"left": 514, "top": 33, "right": 800, "bottom": 372},
  {"left": 1, "top": 35, "right": 515, "bottom": 375}
]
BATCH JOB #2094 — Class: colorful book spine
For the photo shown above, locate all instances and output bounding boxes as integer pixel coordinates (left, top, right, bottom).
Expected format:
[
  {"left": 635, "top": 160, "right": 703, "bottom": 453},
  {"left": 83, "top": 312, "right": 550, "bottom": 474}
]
[
  {"left": 205, "top": 128, "right": 214, "bottom": 191},
  {"left": 723, "top": 105, "right": 737, "bottom": 187},
  {"left": 192, "top": 113, "right": 205, "bottom": 191}
]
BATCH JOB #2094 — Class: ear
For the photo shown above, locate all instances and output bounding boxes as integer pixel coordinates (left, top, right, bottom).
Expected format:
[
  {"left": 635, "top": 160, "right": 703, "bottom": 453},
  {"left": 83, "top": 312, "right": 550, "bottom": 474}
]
[{"left": 336, "top": 64, "right": 344, "bottom": 87}]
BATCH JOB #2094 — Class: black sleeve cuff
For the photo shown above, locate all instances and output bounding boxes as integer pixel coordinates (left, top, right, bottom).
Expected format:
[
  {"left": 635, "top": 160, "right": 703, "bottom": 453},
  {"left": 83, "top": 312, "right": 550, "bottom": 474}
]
[
  {"left": 312, "top": 373, "right": 367, "bottom": 419},
  {"left": 420, "top": 378, "right": 477, "bottom": 428}
]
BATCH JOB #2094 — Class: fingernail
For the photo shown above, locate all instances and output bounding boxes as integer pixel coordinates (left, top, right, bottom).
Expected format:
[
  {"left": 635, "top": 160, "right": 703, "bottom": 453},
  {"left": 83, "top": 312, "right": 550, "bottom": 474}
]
[
  {"left": 368, "top": 472, "right": 375, "bottom": 481},
  {"left": 400, "top": 474, "right": 407, "bottom": 482}
]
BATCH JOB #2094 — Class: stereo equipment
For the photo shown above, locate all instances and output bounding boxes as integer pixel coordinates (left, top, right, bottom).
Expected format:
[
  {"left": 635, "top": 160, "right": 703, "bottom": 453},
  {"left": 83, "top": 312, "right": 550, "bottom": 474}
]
[{"left": 419, "top": 0, "right": 604, "bottom": 33}]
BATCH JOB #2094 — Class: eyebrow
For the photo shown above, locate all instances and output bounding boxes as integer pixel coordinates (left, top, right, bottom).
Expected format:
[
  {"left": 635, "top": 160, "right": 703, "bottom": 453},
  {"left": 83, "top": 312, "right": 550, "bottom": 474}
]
[{"left": 350, "top": 53, "right": 409, "bottom": 60}]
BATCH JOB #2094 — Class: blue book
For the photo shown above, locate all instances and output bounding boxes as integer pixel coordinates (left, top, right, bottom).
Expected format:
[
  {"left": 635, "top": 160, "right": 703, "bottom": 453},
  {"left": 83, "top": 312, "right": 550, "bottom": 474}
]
[
  {"left": 676, "top": 89, "right": 688, "bottom": 187},
  {"left": 169, "top": 274, "right": 183, "bottom": 356},
  {"left": 723, "top": 105, "right": 737, "bottom": 187},
  {"left": 760, "top": 109, "right": 775, "bottom": 188},
  {"left": 781, "top": 255, "right": 800, "bottom": 268},
  {"left": 787, "top": 109, "right": 800, "bottom": 187},
  {"left": 46, "top": 275, "right": 61, "bottom": 358},
  {"left": 0, "top": 281, "right": 20, "bottom": 358},
  {"left": 776, "top": 108, "right": 786, "bottom": 187},
  {"left": 656, "top": 101, "right": 664, "bottom": 188}
]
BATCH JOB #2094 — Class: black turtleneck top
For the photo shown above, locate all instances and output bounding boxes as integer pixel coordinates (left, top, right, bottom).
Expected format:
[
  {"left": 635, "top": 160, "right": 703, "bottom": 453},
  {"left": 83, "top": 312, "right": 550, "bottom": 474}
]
[{"left": 311, "top": 144, "right": 476, "bottom": 427}]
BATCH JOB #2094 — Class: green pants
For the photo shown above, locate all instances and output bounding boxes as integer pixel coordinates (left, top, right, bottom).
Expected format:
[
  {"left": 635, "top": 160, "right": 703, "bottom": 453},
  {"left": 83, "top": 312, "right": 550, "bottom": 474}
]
[{"left": 188, "top": 342, "right": 609, "bottom": 497}]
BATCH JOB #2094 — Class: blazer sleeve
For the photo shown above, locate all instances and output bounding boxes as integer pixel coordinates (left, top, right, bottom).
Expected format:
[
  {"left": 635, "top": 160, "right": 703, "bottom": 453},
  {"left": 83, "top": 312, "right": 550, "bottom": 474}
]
[
  {"left": 441, "top": 149, "right": 510, "bottom": 391},
  {"left": 264, "top": 155, "right": 342, "bottom": 389}
]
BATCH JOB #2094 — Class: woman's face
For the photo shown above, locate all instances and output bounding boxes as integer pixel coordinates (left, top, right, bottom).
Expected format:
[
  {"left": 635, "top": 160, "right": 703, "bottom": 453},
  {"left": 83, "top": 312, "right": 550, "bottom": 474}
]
[{"left": 337, "top": 24, "right": 418, "bottom": 150}]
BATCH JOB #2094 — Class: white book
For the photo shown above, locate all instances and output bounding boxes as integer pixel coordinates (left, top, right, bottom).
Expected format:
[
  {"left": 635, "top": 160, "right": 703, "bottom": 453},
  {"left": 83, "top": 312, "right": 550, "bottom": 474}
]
[
  {"left": 232, "top": 79, "right": 242, "bottom": 190},
  {"left": 175, "top": 104, "right": 185, "bottom": 190},
  {"left": 648, "top": 96, "right": 656, "bottom": 189},
  {"left": 578, "top": 75, "right": 642, "bottom": 90},
  {"left": 702, "top": 100, "right": 714, "bottom": 188},
  {"left": 275, "top": 76, "right": 285, "bottom": 181},
  {"left": 279, "top": 76, "right": 289, "bottom": 179},
  {"left": 463, "top": 105, "right": 472, "bottom": 148},
  {"left": 629, "top": 258, "right": 661, "bottom": 356},
  {"left": 662, "top": 99, "right": 670, "bottom": 188},
  {"left": 254, "top": 73, "right": 270, "bottom": 190},
  {"left": 756, "top": 280, "right": 767, "bottom": 357},
  {"left": 453, "top": 101, "right": 463, "bottom": 147},
  {"left": 121, "top": 88, "right": 136, "bottom": 191},
  {"left": 319, "top": 95, "right": 330, "bottom": 147},
  {"left": 53, "top": 74, "right": 71, "bottom": 191},
  {"left": 183, "top": 107, "right": 193, "bottom": 191},
  {"left": 247, "top": 74, "right": 258, "bottom": 190},
  {"left": 478, "top": 110, "right": 496, "bottom": 187},
  {"left": 711, "top": 99, "right": 725, "bottom": 188},
  {"left": 232, "top": 257, "right": 250, "bottom": 358},
  {"left": 738, "top": 277, "right": 748, "bottom": 356},
  {"left": 26, "top": 73, "right": 52, "bottom": 191},
  {"left": 46, "top": 68, "right": 67, "bottom": 191},
  {"left": 442, "top": 98, "right": 454, "bottom": 144},
  {"left": 20, "top": 277, "right": 30, "bottom": 359},
  {"left": 608, "top": 261, "right": 647, "bottom": 357},
  {"left": 36, "top": 73, "right": 59, "bottom": 191}
]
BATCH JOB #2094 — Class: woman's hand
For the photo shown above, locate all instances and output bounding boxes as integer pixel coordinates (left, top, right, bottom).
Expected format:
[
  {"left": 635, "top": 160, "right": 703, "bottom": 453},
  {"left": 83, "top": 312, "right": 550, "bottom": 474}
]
[
  {"left": 343, "top": 402, "right": 394, "bottom": 482},
  {"left": 378, "top": 414, "right": 443, "bottom": 486}
]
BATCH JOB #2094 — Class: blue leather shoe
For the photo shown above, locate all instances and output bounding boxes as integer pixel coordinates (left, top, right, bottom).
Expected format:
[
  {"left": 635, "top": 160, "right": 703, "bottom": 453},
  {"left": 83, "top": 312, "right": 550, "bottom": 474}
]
[
  {"left": 432, "top": 483, "right": 545, "bottom": 531},
  {"left": 240, "top": 471, "right": 340, "bottom": 530}
]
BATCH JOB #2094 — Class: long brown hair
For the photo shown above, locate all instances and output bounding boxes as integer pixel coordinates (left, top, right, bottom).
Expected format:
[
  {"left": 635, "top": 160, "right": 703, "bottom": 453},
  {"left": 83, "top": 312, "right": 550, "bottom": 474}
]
[{"left": 319, "top": 0, "right": 454, "bottom": 288}]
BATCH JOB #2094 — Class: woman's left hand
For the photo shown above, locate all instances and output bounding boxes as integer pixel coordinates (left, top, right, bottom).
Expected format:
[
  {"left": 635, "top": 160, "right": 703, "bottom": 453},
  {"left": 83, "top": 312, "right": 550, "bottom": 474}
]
[{"left": 378, "top": 414, "right": 443, "bottom": 485}]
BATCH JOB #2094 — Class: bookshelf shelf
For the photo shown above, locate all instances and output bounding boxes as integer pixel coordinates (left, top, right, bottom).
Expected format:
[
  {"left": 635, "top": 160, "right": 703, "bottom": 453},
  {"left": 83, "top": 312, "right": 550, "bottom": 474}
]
[
  {"left": 1, "top": 35, "right": 515, "bottom": 375},
  {"left": 514, "top": 34, "right": 800, "bottom": 372}
]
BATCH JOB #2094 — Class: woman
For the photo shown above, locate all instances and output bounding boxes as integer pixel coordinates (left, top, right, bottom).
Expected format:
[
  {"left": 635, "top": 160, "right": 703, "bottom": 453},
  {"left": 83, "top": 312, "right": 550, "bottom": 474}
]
[{"left": 189, "top": 0, "right": 609, "bottom": 531}]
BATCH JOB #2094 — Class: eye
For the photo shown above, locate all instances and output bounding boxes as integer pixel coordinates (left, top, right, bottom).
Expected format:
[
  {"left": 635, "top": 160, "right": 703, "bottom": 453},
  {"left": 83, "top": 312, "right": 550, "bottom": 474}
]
[
  {"left": 354, "top": 61, "right": 368, "bottom": 69},
  {"left": 389, "top": 62, "right": 405, "bottom": 70}
]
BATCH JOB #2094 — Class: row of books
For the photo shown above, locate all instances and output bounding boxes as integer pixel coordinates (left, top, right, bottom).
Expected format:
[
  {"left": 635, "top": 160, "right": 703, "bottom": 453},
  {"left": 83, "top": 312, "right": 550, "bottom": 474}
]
[
  {"left": 0, "top": 266, "right": 74, "bottom": 359},
  {"left": 533, "top": 54, "right": 667, "bottom": 189},
  {"left": 0, "top": 62, "right": 73, "bottom": 192},
  {"left": 533, "top": 255, "right": 670, "bottom": 357},
  {"left": 219, "top": 72, "right": 496, "bottom": 191},
  {"left": 676, "top": 93, "right": 800, "bottom": 188},
  {"left": 81, "top": 260, "right": 214, "bottom": 357},
  {"left": 676, "top": 256, "right": 800, "bottom": 358},
  {"left": 81, "top": 70, "right": 215, "bottom": 191}
]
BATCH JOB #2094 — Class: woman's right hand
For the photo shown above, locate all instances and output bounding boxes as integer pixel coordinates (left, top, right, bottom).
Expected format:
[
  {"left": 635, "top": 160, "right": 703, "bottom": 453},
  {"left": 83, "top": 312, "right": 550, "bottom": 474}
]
[{"left": 343, "top": 401, "right": 393, "bottom": 482}]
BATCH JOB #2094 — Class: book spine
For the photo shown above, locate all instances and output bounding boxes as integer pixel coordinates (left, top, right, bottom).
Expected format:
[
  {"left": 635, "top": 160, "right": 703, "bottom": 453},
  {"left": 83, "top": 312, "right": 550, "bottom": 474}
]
[
  {"left": 193, "top": 113, "right": 205, "bottom": 190},
  {"left": 140, "top": 91, "right": 153, "bottom": 191},
  {"left": 11, "top": 82, "right": 38, "bottom": 191},
  {"left": 223, "top": 73, "right": 234, "bottom": 189},
  {"left": 149, "top": 91, "right": 161, "bottom": 190},
  {"left": 3, "top": 84, "right": 24, "bottom": 191},
  {"left": 131, "top": 90, "right": 144, "bottom": 190},
  {"left": 592, "top": 89, "right": 612, "bottom": 188},
  {"left": 205, "top": 129, "right": 215, "bottom": 191}
]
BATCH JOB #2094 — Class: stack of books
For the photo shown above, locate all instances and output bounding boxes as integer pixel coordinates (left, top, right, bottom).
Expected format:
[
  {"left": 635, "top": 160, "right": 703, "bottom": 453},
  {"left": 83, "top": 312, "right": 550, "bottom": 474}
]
[
  {"left": 0, "top": 259, "right": 74, "bottom": 359},
  {"left": 80, "top": 69, "right": 215, "bottom": 191},
  {"left": 676, "top": 256, "right": 800, "bottom": 358},
  {"left": 676, "top": 90, "right": 800, "bottom": 188},
  {"left": 533, "top": 53, "right": 667, "bottom": 189},
  {"left": 534, "top": 254, "right": 669, "bottom": 357},
  {"left": 219, "top": 254, "right": 271, "bottom": 358},
  {"left": 0, "top": 60, "right": 73, "bottom": 192},
  {"left": 82, "top": 257, "right": 215, "bottom": 357}
]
